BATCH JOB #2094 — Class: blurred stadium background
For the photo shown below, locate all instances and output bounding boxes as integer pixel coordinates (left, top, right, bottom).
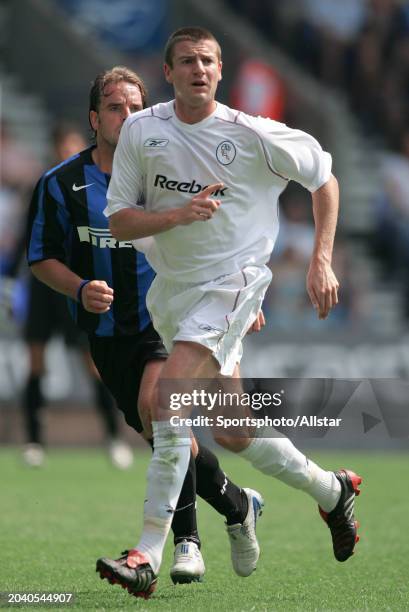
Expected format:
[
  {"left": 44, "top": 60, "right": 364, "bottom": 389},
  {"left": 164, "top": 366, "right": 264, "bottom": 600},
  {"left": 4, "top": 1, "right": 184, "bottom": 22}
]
[{"left": 1, "top": 0, "right": 409, "bottom": 453}]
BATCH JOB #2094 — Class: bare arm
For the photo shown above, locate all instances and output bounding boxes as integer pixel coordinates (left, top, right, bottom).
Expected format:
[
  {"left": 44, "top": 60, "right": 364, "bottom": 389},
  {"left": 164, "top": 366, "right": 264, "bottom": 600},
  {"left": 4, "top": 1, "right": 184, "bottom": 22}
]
[
  {"left": 306, "top": 173, "right": 340, "bottom": 320},
  {"left": 31, "top": 259, "right": 113, "bottom": 314},
  {"left": 109, "top": 183, "right": 223, "bottom": 241}
]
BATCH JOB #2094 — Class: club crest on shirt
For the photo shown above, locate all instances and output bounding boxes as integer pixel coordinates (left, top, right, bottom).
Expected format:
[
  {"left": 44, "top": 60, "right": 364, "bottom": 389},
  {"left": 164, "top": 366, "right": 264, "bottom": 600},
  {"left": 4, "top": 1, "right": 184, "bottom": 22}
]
[{"left": 216, "top": 140, "right": 236, "bottom": 165}]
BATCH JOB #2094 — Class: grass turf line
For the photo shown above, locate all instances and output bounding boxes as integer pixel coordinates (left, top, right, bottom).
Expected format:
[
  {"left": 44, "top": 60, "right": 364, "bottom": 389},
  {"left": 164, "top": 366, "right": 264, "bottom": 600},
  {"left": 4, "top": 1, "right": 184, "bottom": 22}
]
[{"left": 1, "top": 448, "right": 408, "bottom": 611}]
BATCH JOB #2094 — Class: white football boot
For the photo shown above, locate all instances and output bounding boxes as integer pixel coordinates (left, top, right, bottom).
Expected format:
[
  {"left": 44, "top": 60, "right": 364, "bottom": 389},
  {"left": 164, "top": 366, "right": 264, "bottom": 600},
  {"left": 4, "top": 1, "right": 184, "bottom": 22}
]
[
  {"left": 226, "top": 488, "right": 264, "bottom": 577},
  {"left": 170, "top": 540, "right": 205, "bottom": 584}
]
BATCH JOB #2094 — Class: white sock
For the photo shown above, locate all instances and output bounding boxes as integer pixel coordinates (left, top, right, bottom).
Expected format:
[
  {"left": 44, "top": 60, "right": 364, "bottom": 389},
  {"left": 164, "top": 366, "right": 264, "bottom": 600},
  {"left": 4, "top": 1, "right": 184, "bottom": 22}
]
[
  {"left": 135, "top": 420, "right": 191, "bottom": 574},
  {"left": 302, "top": 459, "right": 341, "bottom": 512},
  {"left": 239, "top": 435, "right": 341, "bottom": 511}
]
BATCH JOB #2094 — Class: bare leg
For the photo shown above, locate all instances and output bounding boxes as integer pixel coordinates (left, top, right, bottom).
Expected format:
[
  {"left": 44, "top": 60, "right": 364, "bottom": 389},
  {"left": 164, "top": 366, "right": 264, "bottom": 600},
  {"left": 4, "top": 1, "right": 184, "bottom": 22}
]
[{"left": 135, "top": 341, "right": 218, "bottom": 573}]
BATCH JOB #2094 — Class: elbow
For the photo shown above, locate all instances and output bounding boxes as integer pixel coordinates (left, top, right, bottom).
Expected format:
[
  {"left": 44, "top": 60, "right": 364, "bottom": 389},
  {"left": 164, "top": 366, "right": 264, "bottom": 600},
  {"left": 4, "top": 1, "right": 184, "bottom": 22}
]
[{"left": 109, "top": 215, "right": 126, "bottom": 241}]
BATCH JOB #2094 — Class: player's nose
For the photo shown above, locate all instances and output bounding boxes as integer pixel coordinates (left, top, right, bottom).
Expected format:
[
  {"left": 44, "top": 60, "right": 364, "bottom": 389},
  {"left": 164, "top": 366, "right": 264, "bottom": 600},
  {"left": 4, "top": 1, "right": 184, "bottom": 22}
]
[{"left": 193, "top": 59, "right": 205, "bottom": 74}]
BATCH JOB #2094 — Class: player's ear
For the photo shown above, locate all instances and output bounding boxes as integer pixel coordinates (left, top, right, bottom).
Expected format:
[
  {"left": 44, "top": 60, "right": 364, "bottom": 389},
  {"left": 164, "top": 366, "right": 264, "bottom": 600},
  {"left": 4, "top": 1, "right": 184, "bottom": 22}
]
[
  {"left": 89, "top": 110, "right": 98, "bottom": 132},
  {"left": 218, "top": 61, "right": 223, "bottom": 82},
  {"left": 164, "top": 63, "right": 173, "bottom": 84}
]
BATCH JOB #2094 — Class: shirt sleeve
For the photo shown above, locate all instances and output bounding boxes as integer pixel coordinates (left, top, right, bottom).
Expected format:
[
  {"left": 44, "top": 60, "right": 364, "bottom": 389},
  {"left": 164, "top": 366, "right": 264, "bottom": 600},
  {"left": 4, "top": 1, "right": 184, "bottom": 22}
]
[
  {"left": 254, "top": 117, "right": 332, "bottom": 192},
  {"left": 26, "top": 174, "right": 71, "bottom": 265},
  {"left": 105, "top": 118, "right": 144, "bottom": 217}
]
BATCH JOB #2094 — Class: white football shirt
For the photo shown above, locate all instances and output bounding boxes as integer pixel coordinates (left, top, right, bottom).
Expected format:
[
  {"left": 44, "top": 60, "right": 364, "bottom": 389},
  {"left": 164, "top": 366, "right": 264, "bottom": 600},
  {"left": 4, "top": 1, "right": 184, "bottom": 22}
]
[{"left": 106, "top": 101, "right": 332, "bottom": 282}]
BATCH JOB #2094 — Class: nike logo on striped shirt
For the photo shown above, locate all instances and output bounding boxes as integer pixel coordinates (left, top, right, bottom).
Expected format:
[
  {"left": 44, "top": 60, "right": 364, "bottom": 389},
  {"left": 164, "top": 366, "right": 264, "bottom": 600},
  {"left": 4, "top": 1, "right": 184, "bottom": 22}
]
[{"left": 72, "top": 182, "right": 94, "bottom": 191}]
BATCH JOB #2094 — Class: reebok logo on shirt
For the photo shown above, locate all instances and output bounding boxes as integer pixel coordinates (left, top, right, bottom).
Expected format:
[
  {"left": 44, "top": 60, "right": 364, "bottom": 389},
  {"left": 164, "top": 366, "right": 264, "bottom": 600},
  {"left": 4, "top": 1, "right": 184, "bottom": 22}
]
[{"left": 154, "top": 174, "right": 228, "bottom": 197}]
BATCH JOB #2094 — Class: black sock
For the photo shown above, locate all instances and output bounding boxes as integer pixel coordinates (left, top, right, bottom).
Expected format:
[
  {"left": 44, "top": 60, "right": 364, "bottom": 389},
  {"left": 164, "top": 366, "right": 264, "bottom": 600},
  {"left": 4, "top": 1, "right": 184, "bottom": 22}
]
[
  {"left": 195, "top": 444, "right": 248, "bottom": 525},
  {"left": 23, "top": 375, "right": 43, "bottom": 444},
  {"left": 171, "top": 451, "right": 200, "bottom": 547},
  {"left": 147, "top": 440, "right": 200, "bottom": 547},
  {"left": 93, "top": 379, "right": 118, "bottom": 437}
]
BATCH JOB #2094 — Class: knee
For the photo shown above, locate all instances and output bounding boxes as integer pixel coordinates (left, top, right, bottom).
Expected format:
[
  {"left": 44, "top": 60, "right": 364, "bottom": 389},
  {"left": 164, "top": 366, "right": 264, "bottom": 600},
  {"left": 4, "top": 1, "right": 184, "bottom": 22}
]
[
  {"left": 191, "top": 435, "right": 199, "bottom": 458},
  {"left": 138, "top": 393, "right": 152, "bottom": 424},
  {"left": 214, "top": 434, "right": 248, "bottom": 453},
  {"left": 138, "top": 389, "right": 156, "bottom": 437}
]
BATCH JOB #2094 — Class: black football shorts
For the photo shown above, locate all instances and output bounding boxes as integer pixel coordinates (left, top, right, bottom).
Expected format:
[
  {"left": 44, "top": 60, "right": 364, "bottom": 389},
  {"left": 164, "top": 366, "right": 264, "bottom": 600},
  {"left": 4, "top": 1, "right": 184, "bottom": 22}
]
[{"left": 88, "top": 324, "right": 167, "bottom": 433}]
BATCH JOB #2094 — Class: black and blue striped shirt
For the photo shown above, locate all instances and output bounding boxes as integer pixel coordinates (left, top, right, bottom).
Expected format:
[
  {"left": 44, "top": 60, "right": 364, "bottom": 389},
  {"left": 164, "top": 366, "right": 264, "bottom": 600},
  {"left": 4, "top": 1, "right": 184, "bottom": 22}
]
[{"left": 27, "top": 146, "right": 154, "bottom": 337}]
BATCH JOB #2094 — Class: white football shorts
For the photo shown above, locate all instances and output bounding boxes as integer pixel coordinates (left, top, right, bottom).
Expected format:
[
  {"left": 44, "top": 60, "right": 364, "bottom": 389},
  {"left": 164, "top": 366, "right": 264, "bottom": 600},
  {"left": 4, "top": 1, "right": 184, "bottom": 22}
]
[{"left": 146, "top": 265, "right": 272, "bottom": 376}]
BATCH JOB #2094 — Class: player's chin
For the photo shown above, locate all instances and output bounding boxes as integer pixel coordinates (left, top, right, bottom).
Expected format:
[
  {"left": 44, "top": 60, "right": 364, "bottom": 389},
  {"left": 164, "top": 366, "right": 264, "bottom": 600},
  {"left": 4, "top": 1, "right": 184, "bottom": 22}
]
[{"left": 190, "top": 88, "right": 209, "bottom": 99}]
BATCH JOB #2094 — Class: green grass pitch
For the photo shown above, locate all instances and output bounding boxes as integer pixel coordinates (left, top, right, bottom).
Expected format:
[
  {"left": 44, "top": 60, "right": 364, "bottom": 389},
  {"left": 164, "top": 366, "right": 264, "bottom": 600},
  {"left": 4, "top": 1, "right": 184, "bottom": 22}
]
[{"left": 1, "top": 448, "right": 408, "bottom": 611}]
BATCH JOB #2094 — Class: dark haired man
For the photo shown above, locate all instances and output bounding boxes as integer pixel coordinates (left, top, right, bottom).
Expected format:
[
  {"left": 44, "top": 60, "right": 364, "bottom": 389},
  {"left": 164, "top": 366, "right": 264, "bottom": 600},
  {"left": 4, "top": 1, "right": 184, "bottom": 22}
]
[
  {"left": 105, "top": 27, "right": 362, "bottom": 597},
  {"left": 21, "top": 123, "right": 133, "bottom": 470},
  {"left": 27, "top": 66, "right": 261, "bottom": 591}
]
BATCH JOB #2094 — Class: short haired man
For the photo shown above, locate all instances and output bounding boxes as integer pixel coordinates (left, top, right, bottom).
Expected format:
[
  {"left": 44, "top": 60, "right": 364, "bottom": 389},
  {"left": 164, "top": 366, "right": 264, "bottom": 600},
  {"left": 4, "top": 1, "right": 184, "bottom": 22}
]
[
  {"left": 27, "top": 65, "right": 261, "bottom": 590},
  {"left": 105, "top": 27, "right": 362, "bottom": 598}
]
